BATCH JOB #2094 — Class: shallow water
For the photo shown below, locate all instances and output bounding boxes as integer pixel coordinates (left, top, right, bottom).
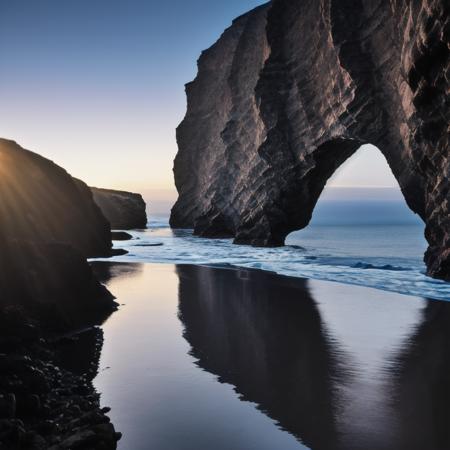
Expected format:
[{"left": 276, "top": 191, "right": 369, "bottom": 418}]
[
  {"left": 92, "top": 262, "right": 450, "bottom": 450},
  {"left": 94, "top": 217, "right": 450, "bottom": 301}
]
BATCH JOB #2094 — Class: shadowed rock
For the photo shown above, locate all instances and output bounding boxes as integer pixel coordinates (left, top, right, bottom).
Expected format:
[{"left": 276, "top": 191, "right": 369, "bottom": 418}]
[
  {"left": 171, "top": 0, "right": 450, "bottom": 280},
  {"left": 91, "top": 187, "right": 147, "bottom": 230},
  {"left": 0, "top": 307, "right": 120, "bottom": 450},
  {"left": 0, "top": 241, "right": 118, "bottom": 331},
  {"left": 0, "top": 139, "right": 112, "bottom": 258},
  {"left": 0, "top": 138, "right": 120, "bottom": 448},
  {"left": 0, "top": 138, "right": 118, "bottom": 325}
]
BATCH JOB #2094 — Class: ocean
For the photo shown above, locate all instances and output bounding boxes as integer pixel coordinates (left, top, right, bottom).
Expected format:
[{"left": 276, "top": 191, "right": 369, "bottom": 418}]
[{"left": 96, "top": 200, "right": 450, "bottom": 301}]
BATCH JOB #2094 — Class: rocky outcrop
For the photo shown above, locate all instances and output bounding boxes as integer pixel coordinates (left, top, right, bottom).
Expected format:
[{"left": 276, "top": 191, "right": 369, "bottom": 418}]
[
  {"left": 0, "top": 139, "right": 112, "bottom": 258},
  {"left": 0, "top": 139, "right": 116, "bottom": 329},
  {"left": 0, "top": 138, "right": 119, "bottom": 321},
  {"left": 0, "top": 139, "right": 121, "bottom": 449},
  {"left": 0, "top": 309, "right": 121, "bottom": 449},
  {"left": 0, "top": 138, "right": 119, "bottom": 323},
  {"left": 171, "top": 0, "right": 450, "bottom": 280},
  {"left": 0, "top": 240, "right": 117, "bottom": 330},
  {"left": 91, "top": 188, "right": 147, "bottom": 229}
]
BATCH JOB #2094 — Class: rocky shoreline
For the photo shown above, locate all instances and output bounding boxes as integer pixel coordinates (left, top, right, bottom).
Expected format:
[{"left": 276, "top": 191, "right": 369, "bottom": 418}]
[
  {"left": 0, "top": 309, "right": 121, "bottom": 450},
  {"left": 0, "top": 139, "right": 135, "bottom": 449}
]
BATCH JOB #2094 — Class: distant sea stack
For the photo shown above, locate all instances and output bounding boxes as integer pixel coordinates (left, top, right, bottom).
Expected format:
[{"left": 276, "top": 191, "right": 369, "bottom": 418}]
[
  {"left": 91, "top": 187, "right": 147, "bottom": 229},
  {"left": 171, "top": 0, "right": 450, "bottom": 280}
]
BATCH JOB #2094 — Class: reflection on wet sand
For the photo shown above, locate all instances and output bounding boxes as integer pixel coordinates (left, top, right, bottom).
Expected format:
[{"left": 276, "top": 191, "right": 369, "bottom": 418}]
[
  {"left": 93, "top": 261, "right": 144, "bottom": 285},
  {"left": 92, "top": 263, "right": 450, "bottom": 450},
  {"left": 177, "top": 264, "right": 450, "bottom": 450},
  {"left": 393, "top": 301, "right": 450, "bottom": 450},
  {"left": 177, "top": 265, "right": 341, "bottom": 450}
]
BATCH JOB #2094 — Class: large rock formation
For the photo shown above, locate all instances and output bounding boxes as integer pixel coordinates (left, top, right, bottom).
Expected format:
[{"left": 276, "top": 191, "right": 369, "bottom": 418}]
[
  {"left": 0, "top": 139, "right": 121, "bottom": 449},
  {"left": 91, "top": 187, "right": 147, "bottom": 229},
  {"left": 0, "top": 139, "right": 118, "bottom": 322},
  {"left": 0, "top": 139, "right": 112, "bottom": 257},
  {"left": 171, "top": 0, "right": 450, "bottom": 280}
]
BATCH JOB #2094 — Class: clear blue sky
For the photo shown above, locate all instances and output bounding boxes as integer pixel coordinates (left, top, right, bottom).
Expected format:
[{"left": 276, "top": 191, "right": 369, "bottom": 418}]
[{"left": 0, "top": 0, "right": 400, "bottom": 213}]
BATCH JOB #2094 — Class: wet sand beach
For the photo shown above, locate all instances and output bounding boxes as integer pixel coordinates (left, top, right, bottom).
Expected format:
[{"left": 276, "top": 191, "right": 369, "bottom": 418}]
[{"left": 91, "top": 262, "right": 450, "bottom": 450}]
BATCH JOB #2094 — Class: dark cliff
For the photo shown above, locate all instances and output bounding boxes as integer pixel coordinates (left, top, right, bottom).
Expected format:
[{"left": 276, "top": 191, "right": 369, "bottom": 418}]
[
  {"left": 0, "top": 139, "right": 117, "bottom": 321},
  {"left": 0, "top": 140, "right": 120, "bottom": 447},
  {"left": 0, "top": 139, "right": 112, "bottom": 258},
  {"left": 91, "top": 187, "right": 147, "bottom": 229},
  {"left": 171, "top": 0, "right": 449, "bottom": 280}
]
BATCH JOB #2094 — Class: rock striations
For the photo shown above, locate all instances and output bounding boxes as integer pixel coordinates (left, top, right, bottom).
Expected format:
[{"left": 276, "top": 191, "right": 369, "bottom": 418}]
[
  {"left": 171, "top": 0, "right": 450, "bottom": 280},
  {"left": 91, "top": 187, "right": 147, "bottom": 229}
]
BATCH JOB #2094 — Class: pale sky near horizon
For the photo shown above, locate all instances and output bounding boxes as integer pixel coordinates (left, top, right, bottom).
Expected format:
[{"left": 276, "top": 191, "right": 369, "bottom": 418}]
[{"left": 0, "top": 1, "right": 400, "bottom": 214}]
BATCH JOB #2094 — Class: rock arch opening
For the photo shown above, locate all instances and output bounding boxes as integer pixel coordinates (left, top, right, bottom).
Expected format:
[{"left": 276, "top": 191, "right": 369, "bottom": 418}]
[
  {"left": 286, "top": 144, "right": 427, "bottom": 264},
  {"left": 234, "top": 139, "right": 426, "bottom": 248},
  {"left": 295, "top": 144, "right": 424, "bottom": 228}
]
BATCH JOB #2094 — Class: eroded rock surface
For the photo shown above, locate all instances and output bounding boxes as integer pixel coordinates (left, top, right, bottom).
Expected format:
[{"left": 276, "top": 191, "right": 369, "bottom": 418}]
[
  {"left": 171, "top": 0, "right": 450, "bottom": 280},
  {"left": 91, "top": 187, "right": 147, "bottom": 229}
]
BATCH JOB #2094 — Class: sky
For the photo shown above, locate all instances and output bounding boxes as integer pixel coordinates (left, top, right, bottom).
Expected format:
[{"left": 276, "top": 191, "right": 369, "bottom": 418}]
[{"left": 0, "top": 1, "right": 401, "bottom": 214}]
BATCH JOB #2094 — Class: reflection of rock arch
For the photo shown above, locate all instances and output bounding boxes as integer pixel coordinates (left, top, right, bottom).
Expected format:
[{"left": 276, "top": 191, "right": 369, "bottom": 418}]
[
  {"left": 171, "top": 0, "right": 449, "bottom": 280},
  {"left": 177, "top": 265, "right": 343, "bottom": 450},
  {"left": 177, "top": 265, "right": 450, "bottom": 450},
  {"left": 393, "top": 300, "right": 450, "bottom": 450}
]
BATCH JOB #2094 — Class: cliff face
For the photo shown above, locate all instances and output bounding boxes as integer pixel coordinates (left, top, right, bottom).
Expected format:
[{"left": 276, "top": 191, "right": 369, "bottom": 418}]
[
  {"left": 0, "top": 139, "right": 120, "bottom": 448},
  {"left": 171, "top": 0, "right": 450, "bottom": 280},
  {"left": 91, "top": 187, "right": 147, "bottom": 229},
  {"left": 0, "top": 139, "right": 112, "bottom": 258},
  {"left": 0, "top": 139, "right": 117, "bottom": 323}
]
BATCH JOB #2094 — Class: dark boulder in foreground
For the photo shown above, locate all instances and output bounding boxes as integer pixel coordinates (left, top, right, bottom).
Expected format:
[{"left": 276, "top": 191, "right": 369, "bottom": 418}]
[
  {"left": 0, "top": 139, "right": 112, "bottom": 258},
  {"left": 171, "top": 0, "right": 450, "bottom": 280},
  {"left": 91, "top": 187, "right": 147, "bottom": 230}
]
